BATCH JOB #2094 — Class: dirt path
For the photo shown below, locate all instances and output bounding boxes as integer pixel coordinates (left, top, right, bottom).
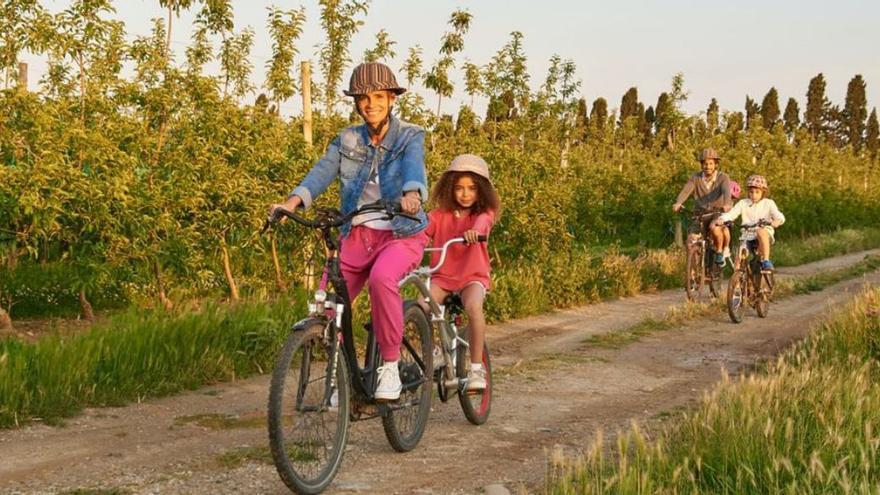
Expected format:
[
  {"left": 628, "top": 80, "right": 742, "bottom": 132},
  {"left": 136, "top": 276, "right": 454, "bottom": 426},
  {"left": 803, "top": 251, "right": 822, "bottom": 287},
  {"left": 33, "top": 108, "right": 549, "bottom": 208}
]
[{"left": 1, "top": 251, "right": 879, "bottom": 494}]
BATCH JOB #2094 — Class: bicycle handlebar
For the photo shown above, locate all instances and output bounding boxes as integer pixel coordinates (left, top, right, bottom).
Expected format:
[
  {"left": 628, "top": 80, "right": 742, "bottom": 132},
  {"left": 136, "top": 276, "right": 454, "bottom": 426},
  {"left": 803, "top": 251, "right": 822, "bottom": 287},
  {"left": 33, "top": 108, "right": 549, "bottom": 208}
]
[
  {"left": 261, "top": 199, "right": 419, "bottom": 234},
  {"left": 420, "top": 235, "right": 488, "bottom": 275},
  {"left": 740, "top": 219, "right": 771, "bottom": 230}
]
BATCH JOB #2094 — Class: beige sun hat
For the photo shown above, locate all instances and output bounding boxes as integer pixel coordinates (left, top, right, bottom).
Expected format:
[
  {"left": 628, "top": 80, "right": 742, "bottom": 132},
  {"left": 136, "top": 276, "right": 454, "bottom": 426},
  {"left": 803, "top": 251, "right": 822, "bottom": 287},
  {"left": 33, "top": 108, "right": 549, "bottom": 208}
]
[{"left": 445, "top": 154, "right": 492, "bottom": 183}]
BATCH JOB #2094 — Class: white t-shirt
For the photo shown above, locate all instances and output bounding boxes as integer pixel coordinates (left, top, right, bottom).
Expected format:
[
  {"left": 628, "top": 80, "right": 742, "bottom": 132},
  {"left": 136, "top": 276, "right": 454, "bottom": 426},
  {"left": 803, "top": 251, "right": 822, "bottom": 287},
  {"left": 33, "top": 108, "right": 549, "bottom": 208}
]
[
  {"left": 352, "top": 165, "right": 393, "bottom": 230},
  {"left": 719, "top": 198, "right": 785, "bottom": 240}
]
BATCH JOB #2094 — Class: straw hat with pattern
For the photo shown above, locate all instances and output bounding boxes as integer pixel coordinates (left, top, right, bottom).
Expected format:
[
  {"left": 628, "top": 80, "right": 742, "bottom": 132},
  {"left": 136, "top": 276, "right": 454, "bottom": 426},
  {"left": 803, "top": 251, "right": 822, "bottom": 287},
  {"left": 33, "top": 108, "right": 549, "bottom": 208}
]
[{"left": 344, "top": 62, "right": 407, "bottom": 97}]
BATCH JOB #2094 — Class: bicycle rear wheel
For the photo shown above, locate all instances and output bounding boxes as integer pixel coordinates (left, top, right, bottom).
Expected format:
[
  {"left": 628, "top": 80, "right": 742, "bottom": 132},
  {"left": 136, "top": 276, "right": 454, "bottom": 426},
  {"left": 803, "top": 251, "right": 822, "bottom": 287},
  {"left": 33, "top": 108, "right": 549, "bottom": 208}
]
[
  {"left": 381, "top": 301, "right": 433, "bottom": 452},
  {"left": 685, "top": 247, "right": 704, "bottom": 301},
  {"left": 456, "top": 327, "right": 492, "bottom": 425},
  {"left": 727, "top": 268, "right": 746, "bottom": 324},
  {"left": 268, "top": 323, "right": 350, "bottom": 494}
]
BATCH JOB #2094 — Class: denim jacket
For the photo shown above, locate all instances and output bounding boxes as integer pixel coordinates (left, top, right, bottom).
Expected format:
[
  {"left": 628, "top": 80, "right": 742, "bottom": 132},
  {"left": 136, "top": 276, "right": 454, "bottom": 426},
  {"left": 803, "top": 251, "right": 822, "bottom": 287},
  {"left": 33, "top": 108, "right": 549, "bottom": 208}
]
[{"left": 291, "top": 116, "right": 429, "bottom": 238}]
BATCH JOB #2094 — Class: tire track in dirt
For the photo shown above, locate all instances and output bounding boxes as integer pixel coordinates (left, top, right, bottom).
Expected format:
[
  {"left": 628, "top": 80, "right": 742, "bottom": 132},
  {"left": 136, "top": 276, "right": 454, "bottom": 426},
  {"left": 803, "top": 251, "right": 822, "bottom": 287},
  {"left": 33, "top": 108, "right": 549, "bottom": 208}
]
[{"left": 1, "top": 252, "right": 878, "bottom": 494}]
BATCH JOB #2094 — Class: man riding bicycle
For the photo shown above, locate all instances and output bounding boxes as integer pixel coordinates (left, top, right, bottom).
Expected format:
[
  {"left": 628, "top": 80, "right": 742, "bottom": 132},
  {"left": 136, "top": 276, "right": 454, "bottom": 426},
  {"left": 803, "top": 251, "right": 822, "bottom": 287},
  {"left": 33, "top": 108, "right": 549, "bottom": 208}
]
[{"left": 672, "top": 147, "right": 733, "bottom": 266}]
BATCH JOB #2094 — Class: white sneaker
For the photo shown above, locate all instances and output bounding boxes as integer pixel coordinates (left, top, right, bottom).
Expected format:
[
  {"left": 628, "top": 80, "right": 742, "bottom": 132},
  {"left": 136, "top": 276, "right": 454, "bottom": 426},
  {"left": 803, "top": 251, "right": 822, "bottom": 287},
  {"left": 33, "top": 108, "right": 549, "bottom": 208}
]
[
  {"left": 328, "top": 388, "right": 339, "bottom": 411},
  {"left": 723, "top": 246, "right": 731, "bottom": 259},
  {"left": 466, "top": 367, "right": 487, "bottom": 391},
  {"left": 375, "top": 361, "right": 402, "bottom": 401}
]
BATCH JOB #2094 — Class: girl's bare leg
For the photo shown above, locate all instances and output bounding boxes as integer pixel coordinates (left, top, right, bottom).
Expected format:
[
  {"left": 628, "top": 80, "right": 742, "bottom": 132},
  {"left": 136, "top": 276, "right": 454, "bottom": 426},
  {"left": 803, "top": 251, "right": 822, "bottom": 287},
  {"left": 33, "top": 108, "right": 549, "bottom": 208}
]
[{"left": 460, "top": 284, "right": 486, "bottom": 364}]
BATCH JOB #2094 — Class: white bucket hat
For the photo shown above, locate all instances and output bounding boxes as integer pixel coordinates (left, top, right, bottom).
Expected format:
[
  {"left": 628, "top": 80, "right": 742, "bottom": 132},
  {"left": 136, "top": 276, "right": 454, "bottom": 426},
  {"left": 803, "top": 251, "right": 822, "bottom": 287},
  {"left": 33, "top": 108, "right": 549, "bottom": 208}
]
[{"left": 445, "top": 154, "right": 492, "bottom": 183}]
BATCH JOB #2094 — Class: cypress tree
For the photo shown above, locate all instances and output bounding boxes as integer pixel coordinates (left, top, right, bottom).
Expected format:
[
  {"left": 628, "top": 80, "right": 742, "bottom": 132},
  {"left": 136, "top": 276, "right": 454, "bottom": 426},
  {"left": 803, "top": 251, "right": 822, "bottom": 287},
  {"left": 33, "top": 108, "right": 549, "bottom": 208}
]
[
  {"left": 760, "top": 87, "right": 780, "bottom": 130},
  {"left": 620, "top": 86, "right": 639, "bottom": 123},
  {"left": 590, "top": 97, "right": 608, "bottom": 128},
  {"left": 783, "top": 97, "right": 800, "bottom": 136},
  {"left": 843, "top": 74, "right": 868, "bottom": 151},
  {"left": 867, "top": 108, "right": 879, "bottom": 160},
  {"left": 706, "top": 98, "right": 719, "bottom": 134},
  {"left": 805, "top": 73, "right": 829, "bottom": 139},
  {"left": 745, "top": 96, "right": 760, "bottom": 129}
]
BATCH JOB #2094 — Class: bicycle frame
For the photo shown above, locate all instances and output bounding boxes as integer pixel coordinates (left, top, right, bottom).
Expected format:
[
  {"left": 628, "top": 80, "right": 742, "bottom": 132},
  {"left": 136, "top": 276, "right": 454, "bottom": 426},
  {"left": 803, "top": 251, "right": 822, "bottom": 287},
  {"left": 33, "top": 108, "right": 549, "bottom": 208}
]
[{"left": 398, "top": 236, "right": 481, "bottom": 394}]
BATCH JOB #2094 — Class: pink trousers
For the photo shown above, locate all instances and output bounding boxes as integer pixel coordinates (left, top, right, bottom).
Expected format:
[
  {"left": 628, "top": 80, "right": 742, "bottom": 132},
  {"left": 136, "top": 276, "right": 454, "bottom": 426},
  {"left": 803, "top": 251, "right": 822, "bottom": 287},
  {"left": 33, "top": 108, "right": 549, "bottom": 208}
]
[{"left": 340, "top": 226, "right": 428, "bottom": 361}]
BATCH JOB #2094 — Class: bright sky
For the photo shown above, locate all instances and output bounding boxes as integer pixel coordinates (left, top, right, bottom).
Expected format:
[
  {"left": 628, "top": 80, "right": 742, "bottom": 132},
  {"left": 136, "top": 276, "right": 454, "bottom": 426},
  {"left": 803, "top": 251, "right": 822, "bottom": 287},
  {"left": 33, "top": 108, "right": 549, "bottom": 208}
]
[{"left": 21, "top": 0, "right": 880, "bottom": 118}]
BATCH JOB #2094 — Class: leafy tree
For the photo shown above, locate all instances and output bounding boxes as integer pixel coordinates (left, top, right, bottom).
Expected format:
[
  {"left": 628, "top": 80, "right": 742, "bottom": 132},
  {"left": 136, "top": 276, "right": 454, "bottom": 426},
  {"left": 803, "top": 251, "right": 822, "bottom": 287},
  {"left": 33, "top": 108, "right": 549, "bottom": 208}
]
[
  {"left": 462, "top": 60, "right": 482, "bottom": 109},
  {"left": 363, "top": 28, "right": 396, "bottom": 63},
  {"left": 745, "top": 95, "right": 760, "bottom": 130},
  {"left": 806, "top": 72, "right": 830, "bottom": 139},
  {"left": 425, "top": 8, "right": 471, "bottom": 117},
  {"left": 220, "top": 27, "right": 254, "bottom": 98},
  {"left": 760, "top": 87, "right": 780, "bottom": 130},
  {"left": 157, "top": 0, "right": 194, "bottom": 55},
  {"left": 264, "top": 6, "right": 306, "bottom": 108},
  {"left": 843, "top": 74, "right": 868, "bottom": 151},
  {"left": 620, "top": 87, "right": 639, "bottom": 123},
  {"left": 706, "top": 98, "right": 719, "bottom": 134},
  {"left": 0, "top": 0, "right": 47, "bottom": 88},
  {"left": 783, "top": 97, "right": 800, "bottom": 137},
  {"left": 317, "top": 0, "right": 369, "bottom": 115},
  {"left": 867, "top": 108, "right": 879, "bottom": 161},
  {"left": 397, "top": 45, "right": 427, "bottom": 124},
  {"left": 588, "top": 97, "right": 608, "bottom": 141}
]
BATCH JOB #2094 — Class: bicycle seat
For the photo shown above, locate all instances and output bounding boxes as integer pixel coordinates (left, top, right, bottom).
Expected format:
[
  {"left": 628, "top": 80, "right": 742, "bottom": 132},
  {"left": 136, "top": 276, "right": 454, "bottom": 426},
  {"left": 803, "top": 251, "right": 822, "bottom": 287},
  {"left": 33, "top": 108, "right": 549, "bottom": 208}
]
[{"left": 442, "top": 293, "right": 463, "bottom": 311}]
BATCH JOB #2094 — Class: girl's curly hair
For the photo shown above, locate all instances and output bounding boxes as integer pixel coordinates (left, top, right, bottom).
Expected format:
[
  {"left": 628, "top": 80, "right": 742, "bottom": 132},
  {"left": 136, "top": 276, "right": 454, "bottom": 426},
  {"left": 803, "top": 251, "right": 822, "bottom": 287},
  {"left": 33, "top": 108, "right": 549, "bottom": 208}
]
[{"left": 430, "top": 171, "right": 501, "bottom": 216}]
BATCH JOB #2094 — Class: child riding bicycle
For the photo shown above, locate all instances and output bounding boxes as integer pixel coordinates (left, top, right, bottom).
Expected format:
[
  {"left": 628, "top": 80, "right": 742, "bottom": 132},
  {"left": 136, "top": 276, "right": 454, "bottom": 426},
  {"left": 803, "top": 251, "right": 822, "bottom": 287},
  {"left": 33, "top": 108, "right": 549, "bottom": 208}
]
[
  {"left": 424, "top": 154, "right": 500, "bottom": 391},
  {"left": 713, "top": 175, "right": 785, "bottom": 272}
]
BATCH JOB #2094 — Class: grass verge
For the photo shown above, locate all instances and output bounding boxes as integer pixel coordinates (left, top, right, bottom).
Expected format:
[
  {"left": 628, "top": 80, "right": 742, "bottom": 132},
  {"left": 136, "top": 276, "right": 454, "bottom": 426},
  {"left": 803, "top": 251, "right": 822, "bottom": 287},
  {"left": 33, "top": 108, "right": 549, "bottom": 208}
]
[
  {"left": 0, "top": 297, "right": 302, "bottom": 428},
  {"left": 546, "top": 281, "right": 880, "bottom": 494}
]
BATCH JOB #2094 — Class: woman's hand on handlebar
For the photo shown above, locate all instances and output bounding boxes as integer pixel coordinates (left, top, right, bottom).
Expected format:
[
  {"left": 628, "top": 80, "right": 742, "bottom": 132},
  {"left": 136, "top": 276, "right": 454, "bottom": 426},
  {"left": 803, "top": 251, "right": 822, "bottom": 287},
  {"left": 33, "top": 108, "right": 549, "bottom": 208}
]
[
  {"left": 268, "top": 195, "right": 302, "bottom": 220},
  {"left": 400, "top": 191, "right": 421, "bottom": 215}
]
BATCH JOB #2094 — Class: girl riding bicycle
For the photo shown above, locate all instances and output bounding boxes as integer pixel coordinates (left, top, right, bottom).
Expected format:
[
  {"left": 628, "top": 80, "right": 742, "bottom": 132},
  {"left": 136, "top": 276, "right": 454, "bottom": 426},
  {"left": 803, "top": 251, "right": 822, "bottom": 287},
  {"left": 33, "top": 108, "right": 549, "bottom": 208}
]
[
  {"left": 424, "top": 154, "right": 500, "bottom": 391},
  {"left": 269, "top": 62, "right": 429, "bottom": 401},
  {"left": 714, "top": 175, "right": 785, "bottom": 271}
]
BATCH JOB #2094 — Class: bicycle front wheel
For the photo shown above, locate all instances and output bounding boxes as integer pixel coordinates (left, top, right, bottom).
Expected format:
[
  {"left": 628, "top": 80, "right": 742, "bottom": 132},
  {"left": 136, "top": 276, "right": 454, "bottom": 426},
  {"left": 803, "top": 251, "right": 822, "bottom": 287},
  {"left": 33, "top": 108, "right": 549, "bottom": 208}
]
[
  {"left": 382, "top": 301, "right": 433, "bottom": 452},
  {"left": 456, "top": 328, "right": 492, "bottom": 425},
  {"left": 755, "top": 272, "right": 771, "bottom": 318},
  {"left": 685, "top": 247, "right": 703, "bottom": 301},
  {"left": 727, "top": 269, "right": 746, "bottom": 324},
  {"left": 268, "top": 323, "right": 350, "bottom": 494}
]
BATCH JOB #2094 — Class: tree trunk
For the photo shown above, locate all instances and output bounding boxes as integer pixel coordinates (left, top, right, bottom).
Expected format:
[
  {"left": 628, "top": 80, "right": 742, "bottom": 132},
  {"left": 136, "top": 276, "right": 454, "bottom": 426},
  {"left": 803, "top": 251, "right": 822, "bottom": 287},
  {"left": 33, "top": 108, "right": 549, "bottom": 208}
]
[
  {"left": 166, "top": 6, "right": 173, "bottom": 56},
  {"left": 79, "top": 288, "right": 95, "bottom": 321},
  {"left": 674, "top": 219, "right": 684, "bottom": 247},
  {"left": 300, "top": 241, "right": 316, "bottom": 292},
  {"left": 221, "top": 240, "right": 240, "bottom": 301},
  {"left": 271, "top": 233, "right": 285, "bottom": 291},
  {"left": 153, "top": 259, "right": 174, "bottom": 310},
  {"left": 436, "top": 93, "right": 442, "bottom": 118}
]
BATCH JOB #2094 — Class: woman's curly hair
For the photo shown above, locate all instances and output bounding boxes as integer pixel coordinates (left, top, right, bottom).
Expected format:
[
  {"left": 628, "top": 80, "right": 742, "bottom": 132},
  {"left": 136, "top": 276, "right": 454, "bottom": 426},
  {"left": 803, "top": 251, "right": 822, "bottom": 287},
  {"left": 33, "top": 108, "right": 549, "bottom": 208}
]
[{"left": 430, "top": 171, "right": 501, "bottom": 216}]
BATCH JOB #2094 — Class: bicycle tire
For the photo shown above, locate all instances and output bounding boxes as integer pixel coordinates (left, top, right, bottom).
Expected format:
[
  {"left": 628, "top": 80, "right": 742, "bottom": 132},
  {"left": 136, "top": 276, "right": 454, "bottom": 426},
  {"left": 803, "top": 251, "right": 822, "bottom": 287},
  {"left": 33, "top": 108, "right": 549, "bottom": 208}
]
[
  {"left": 727, "top": 268, "right": 746, "bottom": 324},
  {"left": 755, "top": 271, "right": 770, "bottom": 318},
  {"left": 706, "top": 249, "right": 722, "bottom": 298},
  {"left": 456, "top": 327, "right": 492, "bottom": 426},
  {"left": 268, "top": 323, "right": 350, "bottom": 494},
  {"left": 381, "top": 301, "right": 433, "bottom": 452},
  {"left": 685, "top": 246, "right": 703, "bottom": 301}
]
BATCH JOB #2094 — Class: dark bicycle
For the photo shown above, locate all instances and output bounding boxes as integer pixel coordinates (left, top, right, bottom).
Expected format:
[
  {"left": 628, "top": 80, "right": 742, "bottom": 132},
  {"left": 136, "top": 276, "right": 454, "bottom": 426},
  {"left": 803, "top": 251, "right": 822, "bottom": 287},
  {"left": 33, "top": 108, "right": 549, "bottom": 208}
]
[
  {"left": 263, "top": 200, "right": 433, "bottom": 494},
  {"left": 727, "top": 220, "right": 775, "bottom": 323},
  {"left": 680, "top": 208, "right": 730, "bottom": 301}
]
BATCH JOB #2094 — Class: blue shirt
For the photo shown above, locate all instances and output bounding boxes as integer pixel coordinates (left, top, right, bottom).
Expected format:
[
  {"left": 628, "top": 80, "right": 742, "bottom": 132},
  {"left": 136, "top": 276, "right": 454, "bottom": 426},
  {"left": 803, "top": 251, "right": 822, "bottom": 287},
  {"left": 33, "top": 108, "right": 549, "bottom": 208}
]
[{"left": 291, "top": 116, "right": 429, "bottom": 237}]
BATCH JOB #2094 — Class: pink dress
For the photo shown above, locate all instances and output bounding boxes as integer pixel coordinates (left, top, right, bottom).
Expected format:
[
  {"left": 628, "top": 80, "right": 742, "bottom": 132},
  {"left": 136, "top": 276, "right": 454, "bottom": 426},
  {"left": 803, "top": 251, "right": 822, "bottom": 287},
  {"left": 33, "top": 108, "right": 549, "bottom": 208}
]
[{"left": 425, "top": 209, "right": 495, "bottom": 292}]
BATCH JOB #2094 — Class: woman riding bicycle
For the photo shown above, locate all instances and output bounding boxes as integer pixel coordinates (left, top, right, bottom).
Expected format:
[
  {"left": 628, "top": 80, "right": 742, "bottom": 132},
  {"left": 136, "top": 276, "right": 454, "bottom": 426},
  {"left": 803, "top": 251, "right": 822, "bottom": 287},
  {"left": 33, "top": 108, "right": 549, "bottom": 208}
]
[
  {"left": 269, "top": 62, "right": 429, "bottom": 401},
  {"left": 672, "top": 147, "right": 733, "bottom": 266}
]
